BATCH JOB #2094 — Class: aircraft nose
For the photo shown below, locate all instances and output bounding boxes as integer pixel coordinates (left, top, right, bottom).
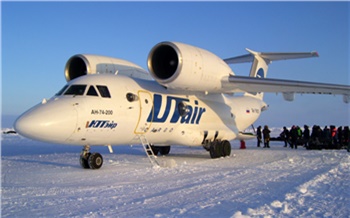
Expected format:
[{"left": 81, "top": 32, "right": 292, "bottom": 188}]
[{"left": 14, "top": 100, "right": 78, "bottom": 143}]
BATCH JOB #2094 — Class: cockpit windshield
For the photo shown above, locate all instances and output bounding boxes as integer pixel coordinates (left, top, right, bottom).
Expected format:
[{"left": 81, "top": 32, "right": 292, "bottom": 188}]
[
  {"left": 87, "top": 86, "right": 99, "bottom": 96},
  {"left": 97, "top": 85, "right": 111, "bottom": 98},
  {"left": 64, "top": 85, "right": 87, "bottom": 95},
  {"left": 55, "top": 84, "right": 111, "bottom": 98},
  {"left": 55, "top": 85, "right": 68, "bottom": 96}
]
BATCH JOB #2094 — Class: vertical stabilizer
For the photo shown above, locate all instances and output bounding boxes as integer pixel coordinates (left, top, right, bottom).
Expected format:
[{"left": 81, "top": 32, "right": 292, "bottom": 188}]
[
  {"left": 246, "top": 49, "right": 270, "bottom": 78},
  {"left": 244, "top": 49, "right": 270, "bottom": 100}
]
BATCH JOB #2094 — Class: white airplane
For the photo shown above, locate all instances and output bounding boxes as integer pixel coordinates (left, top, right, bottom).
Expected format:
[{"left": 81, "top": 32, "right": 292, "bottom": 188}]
[{"left": 14, "top": 41, "right": 350, "bottom": 169}]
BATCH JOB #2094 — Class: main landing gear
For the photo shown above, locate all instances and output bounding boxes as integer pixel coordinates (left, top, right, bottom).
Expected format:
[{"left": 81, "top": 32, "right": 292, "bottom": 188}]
[
  {"left": 80, "top": 145, "right": 103, "bottom": 169},
  {"left": 204, "top": 140, "right": 231, "bottom": 159}
]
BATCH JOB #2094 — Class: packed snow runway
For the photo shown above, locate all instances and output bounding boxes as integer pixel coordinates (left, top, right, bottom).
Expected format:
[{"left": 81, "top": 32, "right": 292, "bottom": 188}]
[{"left": 2, "top": 132, "right": 349, "bottom": 217}]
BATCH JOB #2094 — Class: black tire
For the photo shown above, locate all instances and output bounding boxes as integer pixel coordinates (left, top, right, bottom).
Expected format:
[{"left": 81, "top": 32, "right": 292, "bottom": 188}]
[
  {"left": 159, "top": 146, "right": 171, "bottom": 155},
  {"left": 80, "top": 153, "right": 91, "bottom": 169},
  {"left": 209, "top": 145, "right": 217, "bottom": 158},
  {"left": 88, "top": 152, "right": 103, "bottom": 169},
  {"left": 210, "top": 142, "right": 221, "bottom": 159},
  {"left": 221, "top": 140, "right": 231, "bottom": 157}
]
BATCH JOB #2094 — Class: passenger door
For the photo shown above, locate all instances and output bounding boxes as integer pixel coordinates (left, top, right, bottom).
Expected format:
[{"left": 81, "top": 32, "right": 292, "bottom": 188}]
[{"left": 134, "top": 90, "right": 153, "bottom": 134}]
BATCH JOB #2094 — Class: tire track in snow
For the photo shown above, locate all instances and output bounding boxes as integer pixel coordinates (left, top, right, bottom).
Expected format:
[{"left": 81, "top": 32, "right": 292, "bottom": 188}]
[{"left": 244, "top": 152, "right": 350, "bottom": 217}]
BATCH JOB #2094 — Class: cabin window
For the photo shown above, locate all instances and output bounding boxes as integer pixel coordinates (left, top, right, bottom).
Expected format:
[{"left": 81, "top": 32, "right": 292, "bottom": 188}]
[
  {"left": 97, "top": 85, "right": 111, "bottom": 98},
  {"left": 64, "top": 85, "right": 87, "bottom": 96},
  {"left": 87, "top": 86, "right": 99, "bottom": 97},
  {"left": 55, "top": 85, "right": 68, "bottom": 96}
]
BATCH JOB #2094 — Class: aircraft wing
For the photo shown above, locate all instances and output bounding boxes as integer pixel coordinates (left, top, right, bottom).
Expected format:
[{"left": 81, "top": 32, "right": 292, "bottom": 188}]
[{"left": 222, "top": 75, "right": 350, "bottom": 103}]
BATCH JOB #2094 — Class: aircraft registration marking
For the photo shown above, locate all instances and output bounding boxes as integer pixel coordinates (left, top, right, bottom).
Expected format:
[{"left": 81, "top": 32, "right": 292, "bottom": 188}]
[{"left": 91, "top": 109, "right": 113, "bottom": 115}]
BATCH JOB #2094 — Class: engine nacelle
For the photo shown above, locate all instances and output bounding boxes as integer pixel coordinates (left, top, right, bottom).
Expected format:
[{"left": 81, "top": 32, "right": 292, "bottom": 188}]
[
  {"left": 64, "top": 54, "right": 149, "bottom": 82},
  {"left": 147, "top": 41, "right": 234, "bottom": 92}
]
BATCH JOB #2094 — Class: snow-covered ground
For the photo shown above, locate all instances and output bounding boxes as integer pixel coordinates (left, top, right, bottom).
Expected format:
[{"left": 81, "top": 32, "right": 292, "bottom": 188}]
[{"left": 2, "top": 130, "right": 349, "bottom": 217}]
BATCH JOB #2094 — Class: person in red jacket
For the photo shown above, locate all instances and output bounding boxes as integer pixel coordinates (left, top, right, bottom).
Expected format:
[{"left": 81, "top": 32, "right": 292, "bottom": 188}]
[{"left": 240, "top": 140, "right": 246, "bottom": 149}]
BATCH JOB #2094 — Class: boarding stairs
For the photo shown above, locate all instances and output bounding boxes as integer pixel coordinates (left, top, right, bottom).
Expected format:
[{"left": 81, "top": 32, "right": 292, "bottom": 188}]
[{"left": 138, "top": 134, "right": 159, "bottom": 167}]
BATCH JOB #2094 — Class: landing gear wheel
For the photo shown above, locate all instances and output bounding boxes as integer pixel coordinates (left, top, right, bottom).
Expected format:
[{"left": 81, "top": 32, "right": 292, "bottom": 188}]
[
  {"left": 221, "top": 140, "right": 231, "bottom": 157},
  {"left": 210, "top": 141, "right": 221, "bottom": 159},
  {"left": 80, "top": 152, "right": 91, "bottom": 169},
  {"left": 159, "top": 146, "right": 171, "bottom": 155},
  {"left": 209, "top": 145, "right": 217, "bottom": 159},
  {"left": 80, "top": 145, "right": 91, "bottom": 169},
  {"left": 88, "top": 152, "right": 103, "bottom": 169},
  {"left": 209, "top": 140, "right": 231, "bottom": 158}
]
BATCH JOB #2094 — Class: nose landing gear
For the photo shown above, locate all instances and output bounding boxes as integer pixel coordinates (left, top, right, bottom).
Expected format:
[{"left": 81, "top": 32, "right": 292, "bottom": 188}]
[{"left": 80, "top": 145, "right": 103, "bottom": 169}]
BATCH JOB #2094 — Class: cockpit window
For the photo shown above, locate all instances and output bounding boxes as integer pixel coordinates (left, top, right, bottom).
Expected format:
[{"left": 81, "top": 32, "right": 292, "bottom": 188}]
[
  {"left": 64, "top": 85, "right": 87, "bottom": 96},
  {"left": 87, "top": 86, "right": 99, "bottom": 97},
  {"left": 56, "top": 85, "right": 68, "bottom": 96},
  {"left": 97, "top": 85, "right": 111, "bottom": 98}
]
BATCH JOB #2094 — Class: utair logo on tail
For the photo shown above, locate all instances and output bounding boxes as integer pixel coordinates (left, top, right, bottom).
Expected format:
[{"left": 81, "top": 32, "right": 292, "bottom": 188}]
[
  {"left": 147, "top": 94, "right": 206, "bottom": 124},
  {"left": 256, "top": 68, "right": 265, "bottom": 78}
]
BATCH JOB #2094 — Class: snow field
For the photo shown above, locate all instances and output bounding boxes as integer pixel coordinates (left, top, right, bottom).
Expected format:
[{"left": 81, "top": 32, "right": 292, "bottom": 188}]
[{"left": 1, "top": 132, "right": 349, "bottom": 217}]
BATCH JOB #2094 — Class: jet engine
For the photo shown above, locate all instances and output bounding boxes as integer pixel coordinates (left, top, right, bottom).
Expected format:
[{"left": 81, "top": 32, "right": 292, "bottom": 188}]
[
  {"left": 147, "top": 41, "right": 234, "bottom": 92},
  {"left": 64, "top": 54, "right": 149, "bottom": 82}
]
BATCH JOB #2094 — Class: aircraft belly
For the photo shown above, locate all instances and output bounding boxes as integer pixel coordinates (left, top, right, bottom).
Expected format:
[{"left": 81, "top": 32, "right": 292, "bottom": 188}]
[{"left": 144, "top": 125, "right": 201, "bottom": 146}]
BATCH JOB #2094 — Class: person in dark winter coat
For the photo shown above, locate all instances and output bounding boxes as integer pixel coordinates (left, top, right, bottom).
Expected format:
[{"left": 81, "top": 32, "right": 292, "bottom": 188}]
[
  {"left": 262, "top": 125, "right": 271, "bottom": 148},
  {"left": 323, "top": 126, "right": 331, "bottom": 144},
  {"left": 337, "top": 126, "right": 343, "bottom": 145},
  {"left": 280, "top": 127, "right": 290, "bottom": 147},
  {"left": 290, "top": 125, "right": 298, "bottom": 149},
  {"left": 303, "top": 125, "right": 310, "bottom": 148},
  {"left": 257, "top": 126, "right": 262, "bottom": 147},
  {"left": 344, "top": 126, "right": 350, "bottom": 152}
]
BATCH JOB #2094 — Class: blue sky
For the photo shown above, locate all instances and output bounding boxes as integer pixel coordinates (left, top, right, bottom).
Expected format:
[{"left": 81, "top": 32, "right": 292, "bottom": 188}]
[{"left": 2, "top": 2, "right": 349, "bottom": 128}]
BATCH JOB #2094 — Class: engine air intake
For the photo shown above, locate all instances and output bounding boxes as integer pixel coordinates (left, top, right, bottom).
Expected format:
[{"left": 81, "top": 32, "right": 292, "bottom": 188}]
[
  {"left": 65, "top": 55, "right": 89, "bottom": 81},
  {"left": 149, "top": 43, "right": 180, "bottom": 81}
]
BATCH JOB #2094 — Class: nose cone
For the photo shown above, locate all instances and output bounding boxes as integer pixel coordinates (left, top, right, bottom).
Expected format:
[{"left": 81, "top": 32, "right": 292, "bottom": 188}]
[{"left": 14, "top": 100, "right": 78, "bottom": 144}]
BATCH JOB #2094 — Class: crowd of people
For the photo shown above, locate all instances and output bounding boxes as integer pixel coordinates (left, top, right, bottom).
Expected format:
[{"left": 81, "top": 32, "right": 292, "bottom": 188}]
[
  {"left": 256, "top": 125, "right": 271, "bottom": 148},
  {"left": 255, "top": 125, "right": 350, "bottom": 151}
]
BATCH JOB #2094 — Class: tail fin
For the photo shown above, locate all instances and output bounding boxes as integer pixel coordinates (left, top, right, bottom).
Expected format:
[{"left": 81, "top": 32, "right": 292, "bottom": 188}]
[
  {"left": 224, "top": 49, "right": 319, "bottom": 99},
  {"left": 245, "top": 49, "right": 269, "bottom": 99},
  {"left": 246, "top": 49, "right": 269, "bottom": 79}
]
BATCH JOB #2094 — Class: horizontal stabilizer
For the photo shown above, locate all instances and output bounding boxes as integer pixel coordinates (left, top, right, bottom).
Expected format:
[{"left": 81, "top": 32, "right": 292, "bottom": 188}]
[
  {"left": 236, "top": 132, "right": 256, "bottom": 140},
  {"left": 224, "top": 49, "right": 319, "bottom": 64}
]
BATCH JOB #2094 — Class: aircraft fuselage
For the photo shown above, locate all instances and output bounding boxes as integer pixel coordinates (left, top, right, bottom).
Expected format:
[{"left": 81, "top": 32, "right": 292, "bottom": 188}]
[{"left": 15, "top": 74, "right": 264, "bottom": 147}]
